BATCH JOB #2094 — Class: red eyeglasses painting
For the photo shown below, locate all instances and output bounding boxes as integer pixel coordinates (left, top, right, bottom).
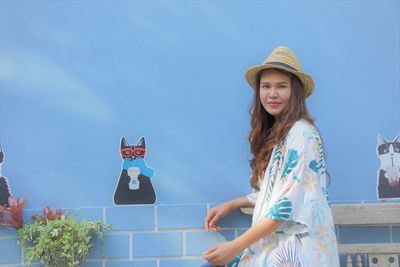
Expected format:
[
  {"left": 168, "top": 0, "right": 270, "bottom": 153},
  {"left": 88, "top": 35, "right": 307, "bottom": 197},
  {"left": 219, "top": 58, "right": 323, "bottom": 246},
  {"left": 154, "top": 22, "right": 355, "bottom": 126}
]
[
  {"left": 120, "top": 147, "right": 146, "bottom": 159},
  {"left": 113, "top": 136, "right": 156, "bottom": 205}
]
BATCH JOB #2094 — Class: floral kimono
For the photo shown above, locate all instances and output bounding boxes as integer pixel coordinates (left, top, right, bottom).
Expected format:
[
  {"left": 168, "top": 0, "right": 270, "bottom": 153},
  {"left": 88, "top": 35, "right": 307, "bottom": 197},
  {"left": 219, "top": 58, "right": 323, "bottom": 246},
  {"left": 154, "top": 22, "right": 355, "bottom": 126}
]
[{"left": 235, "top": 119, "right": 339, "bottom": 267}]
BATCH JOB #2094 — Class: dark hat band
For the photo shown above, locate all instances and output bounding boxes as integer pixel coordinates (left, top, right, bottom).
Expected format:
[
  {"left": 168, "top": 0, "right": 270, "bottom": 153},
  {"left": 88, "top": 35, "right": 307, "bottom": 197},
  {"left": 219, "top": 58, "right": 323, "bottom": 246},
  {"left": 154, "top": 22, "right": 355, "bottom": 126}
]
[{"left": 265, "top": 62, "right": 298, "bottom": 71}]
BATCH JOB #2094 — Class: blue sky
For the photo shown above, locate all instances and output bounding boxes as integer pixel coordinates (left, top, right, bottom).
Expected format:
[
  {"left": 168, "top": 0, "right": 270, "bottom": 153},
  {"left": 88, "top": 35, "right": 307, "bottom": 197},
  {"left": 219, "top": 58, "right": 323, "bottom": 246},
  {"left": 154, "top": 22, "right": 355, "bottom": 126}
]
[{"left": 1, "top": 0, "right": 399, "bottom": 208}]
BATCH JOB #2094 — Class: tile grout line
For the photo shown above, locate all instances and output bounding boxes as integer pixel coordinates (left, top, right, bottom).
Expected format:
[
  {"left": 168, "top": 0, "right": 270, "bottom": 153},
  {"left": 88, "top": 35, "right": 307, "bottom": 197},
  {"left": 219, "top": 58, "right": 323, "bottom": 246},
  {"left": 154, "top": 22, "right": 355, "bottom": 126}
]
[
  {"left": 20, "top": 244, "right": 24, "bottom": 266},
  {"left": 155, "top": 205, "right": 158, "bottom": 231},
  {"left": 0, "top": 235, "right": 16, "bottom": 239},
  {"left": 129, "top": 232, "right": 133, "bottom": 259},
  {"left": 183, "top": 231, "right": 187, "bottom": 257},
  {"left": 103, "top": 207, "right": 106, "bottom": 224}
]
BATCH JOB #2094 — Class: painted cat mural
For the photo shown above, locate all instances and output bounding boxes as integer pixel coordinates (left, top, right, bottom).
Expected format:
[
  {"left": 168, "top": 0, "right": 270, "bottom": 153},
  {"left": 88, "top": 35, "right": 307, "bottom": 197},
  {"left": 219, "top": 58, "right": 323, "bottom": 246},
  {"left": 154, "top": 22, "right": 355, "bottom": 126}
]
[
  {"left": 377, "top": 134, "right": 400, "bottom": 199},
  {"left": 0, "top": 142, "right": 11, "bottom": 206},
  {"left": 113, "top": 137, "right": 156, "bottom": 205}
]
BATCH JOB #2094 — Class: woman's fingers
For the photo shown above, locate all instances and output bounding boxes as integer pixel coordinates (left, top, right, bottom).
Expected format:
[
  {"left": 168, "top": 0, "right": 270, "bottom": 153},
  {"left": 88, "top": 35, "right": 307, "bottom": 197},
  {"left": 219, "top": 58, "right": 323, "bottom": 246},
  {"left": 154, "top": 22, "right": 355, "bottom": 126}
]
[
  {"left": 204, "top": 211, "right": 216, "bottom": 230},
  {"left": 204, "top": 211, "right": 213, "bottom": 230},
  {"left": 203, "top": 247, "right": 226, "bottom": 265},
  {"left": 204, "top": 215, "right": 210, "bottom": 230},
  {"left": 202, "top": 245, "right": 218, "bottom": 259},
  {"left": 205, "top": 203, "right": 230, "bottom": 231},
  {"left": 205, "top": 209, "right": 221, "bottom": 231},
  {"left": 203, "top": 247, "right": 223, "bottom": 265},
  {"left": 208, "top": 215, "right": 220, "bottom": 231}
]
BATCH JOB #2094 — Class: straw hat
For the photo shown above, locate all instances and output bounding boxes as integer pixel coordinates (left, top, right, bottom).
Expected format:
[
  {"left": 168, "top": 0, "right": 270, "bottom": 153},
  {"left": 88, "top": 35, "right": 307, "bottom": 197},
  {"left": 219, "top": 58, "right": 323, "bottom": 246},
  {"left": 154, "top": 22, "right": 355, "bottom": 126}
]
[{"left": 245, "top": 46, "right": 314, "bottom": 97}]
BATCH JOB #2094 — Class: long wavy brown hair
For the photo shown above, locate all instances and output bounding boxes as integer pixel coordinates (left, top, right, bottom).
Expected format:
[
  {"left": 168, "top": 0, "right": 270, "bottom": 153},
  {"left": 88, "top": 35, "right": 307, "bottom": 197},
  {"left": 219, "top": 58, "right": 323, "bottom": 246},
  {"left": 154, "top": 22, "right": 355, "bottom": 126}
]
[{"left": 249, "top": 68, "right": 314, "bottom": 188}]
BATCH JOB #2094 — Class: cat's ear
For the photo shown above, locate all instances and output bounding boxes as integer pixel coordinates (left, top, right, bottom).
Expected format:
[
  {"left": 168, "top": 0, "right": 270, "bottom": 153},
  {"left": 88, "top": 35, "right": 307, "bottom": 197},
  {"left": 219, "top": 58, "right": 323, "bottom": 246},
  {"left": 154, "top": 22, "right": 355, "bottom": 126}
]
[
  {"left": 136, "top": 137, "right": 146, "bottom": 148},
  {"left": 393, "top": 133, "right": 400, "bottom": 143},
  {"left": 0, "top": 141, "right": 3, "bottom": 164},
  {"left": 377, "top": 135, "right": 388, "bottom": 146},
  {"left": 121, "top": 137, "right": 130, "bottom": 149}
]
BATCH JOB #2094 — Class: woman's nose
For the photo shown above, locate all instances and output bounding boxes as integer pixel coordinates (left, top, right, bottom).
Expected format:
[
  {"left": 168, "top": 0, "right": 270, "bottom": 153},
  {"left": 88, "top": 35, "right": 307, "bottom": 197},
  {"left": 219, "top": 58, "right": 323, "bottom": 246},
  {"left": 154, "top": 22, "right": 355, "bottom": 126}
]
[{"left": 268, "top": 88, "right": 278, "bottom": 98}]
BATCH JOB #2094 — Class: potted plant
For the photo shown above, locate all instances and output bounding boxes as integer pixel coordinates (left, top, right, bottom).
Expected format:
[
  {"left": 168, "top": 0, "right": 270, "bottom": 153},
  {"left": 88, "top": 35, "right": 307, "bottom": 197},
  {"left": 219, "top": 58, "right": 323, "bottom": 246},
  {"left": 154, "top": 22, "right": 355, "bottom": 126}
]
[
  {"left": 16, "top": 206, "right": 110, "bottom": 267},
  {"left": 1, "top": 200, "right": 111, "bottom": 267}
]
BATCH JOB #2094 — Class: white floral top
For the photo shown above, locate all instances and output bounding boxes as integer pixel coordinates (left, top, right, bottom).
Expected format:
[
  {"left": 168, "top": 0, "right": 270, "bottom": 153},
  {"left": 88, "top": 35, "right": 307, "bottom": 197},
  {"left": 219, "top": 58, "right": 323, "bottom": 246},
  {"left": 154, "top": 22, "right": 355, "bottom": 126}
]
[{"left": 234, "top": 119, "right": 339, "bottom": 267}]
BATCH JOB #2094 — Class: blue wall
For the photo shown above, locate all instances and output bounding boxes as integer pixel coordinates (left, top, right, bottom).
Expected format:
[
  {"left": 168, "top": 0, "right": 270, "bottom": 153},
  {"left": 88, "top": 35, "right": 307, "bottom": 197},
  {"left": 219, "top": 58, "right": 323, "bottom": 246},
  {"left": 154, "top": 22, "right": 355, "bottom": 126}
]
[
  {"left": 1, "top": 2, "right": 399, "bottom": 266},
  {"left": 0, "top": 0, "right": 399, "bottom": 209},
  {"left": 1, "top": 205, "right": 399, "bottom": 266}
]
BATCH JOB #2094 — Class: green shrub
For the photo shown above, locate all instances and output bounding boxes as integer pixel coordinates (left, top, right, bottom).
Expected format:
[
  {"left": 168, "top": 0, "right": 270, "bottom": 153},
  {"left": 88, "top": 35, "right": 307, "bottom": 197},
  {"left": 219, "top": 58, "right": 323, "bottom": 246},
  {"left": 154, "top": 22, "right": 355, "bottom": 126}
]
[{"left": 16, "top": 216, "right": 110, "bottom": 267}]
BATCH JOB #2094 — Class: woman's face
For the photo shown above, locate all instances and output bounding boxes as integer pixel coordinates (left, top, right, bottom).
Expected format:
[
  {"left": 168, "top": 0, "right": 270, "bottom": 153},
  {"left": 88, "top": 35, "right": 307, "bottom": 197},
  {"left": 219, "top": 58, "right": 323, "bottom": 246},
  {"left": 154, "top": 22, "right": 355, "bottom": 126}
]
[{"left": 259, "top": 69, "right": 292, "bottom": 118}]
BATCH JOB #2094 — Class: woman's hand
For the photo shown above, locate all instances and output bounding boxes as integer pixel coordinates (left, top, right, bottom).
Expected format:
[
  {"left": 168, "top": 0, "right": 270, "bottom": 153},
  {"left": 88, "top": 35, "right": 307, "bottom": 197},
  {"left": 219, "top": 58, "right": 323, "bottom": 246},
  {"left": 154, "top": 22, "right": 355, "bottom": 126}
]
[
  {"left": 204, "top": 201, "right": 234, "bottom": 231},
  {"left": 202, "top": 241, "right": 239, "bottom": 266},
  {"left": 204, "top": 196, "right": 253, "bottom": 232}
]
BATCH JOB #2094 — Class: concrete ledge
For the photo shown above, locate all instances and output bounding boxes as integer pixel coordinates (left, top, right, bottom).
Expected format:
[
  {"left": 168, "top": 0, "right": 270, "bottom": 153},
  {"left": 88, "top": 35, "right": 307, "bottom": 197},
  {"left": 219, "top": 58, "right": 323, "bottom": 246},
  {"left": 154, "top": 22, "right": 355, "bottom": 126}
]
[
  {"left": 339, "top": 243, "right": 400, "bottom": 254},
  {"left": 241, "top": 203, "right": 400, "bottom": 226},
  {"left": 332, "top": 203, "right": 400, "bottom": 225}
]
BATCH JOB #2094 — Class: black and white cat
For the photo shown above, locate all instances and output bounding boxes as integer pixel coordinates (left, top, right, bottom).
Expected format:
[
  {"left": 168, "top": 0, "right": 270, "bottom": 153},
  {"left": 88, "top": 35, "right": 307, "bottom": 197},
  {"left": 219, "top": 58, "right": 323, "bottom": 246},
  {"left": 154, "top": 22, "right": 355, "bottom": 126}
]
[
  {"left": 0, "top": 142, "right": 11, "bottom": 206},
  {"left": 113, "top": 137, "right": 156, "bottom": 205},
  {"left": 377, "top": 134, "right": 400, "bottom": 199}
]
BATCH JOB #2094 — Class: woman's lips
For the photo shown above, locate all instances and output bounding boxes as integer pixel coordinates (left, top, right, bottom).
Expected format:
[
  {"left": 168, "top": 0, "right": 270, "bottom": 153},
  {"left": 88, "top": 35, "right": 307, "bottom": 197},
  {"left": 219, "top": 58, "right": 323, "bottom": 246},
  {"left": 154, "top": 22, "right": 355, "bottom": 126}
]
[{"left": 268, "top": 102, "right": 280, "bottom": 108}]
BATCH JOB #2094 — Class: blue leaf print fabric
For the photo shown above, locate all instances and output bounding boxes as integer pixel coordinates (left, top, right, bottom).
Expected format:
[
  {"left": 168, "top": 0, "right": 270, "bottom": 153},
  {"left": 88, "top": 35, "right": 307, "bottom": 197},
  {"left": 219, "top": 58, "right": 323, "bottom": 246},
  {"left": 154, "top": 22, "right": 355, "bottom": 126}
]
[
  {"left": 241, "top": 119, "right": 339, "bottom": 267},
  {"left": 309, "top": 160, "right": 319, "bottom": 173},
  {"left": 281, "top": 149, "right": 299, "bottom": 179},
  {"left": 267, "top": 197, "right": 292, "bottom": 220}
]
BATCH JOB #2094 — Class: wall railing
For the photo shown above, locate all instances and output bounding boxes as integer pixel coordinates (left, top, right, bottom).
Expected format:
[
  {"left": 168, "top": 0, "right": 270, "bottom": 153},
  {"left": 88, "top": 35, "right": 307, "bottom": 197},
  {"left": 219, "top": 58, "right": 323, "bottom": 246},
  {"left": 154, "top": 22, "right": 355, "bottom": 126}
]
[{"left": 332, "top": 203, "right": 400, "bottom": 267}]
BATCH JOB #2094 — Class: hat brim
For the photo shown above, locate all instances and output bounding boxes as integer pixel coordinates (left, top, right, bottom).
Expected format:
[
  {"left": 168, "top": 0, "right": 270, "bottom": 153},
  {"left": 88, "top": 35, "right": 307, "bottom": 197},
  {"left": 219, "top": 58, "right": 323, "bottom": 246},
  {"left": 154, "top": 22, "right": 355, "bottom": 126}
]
[{"left": 245, "top": 64, "right": 314, "bottom": 98}]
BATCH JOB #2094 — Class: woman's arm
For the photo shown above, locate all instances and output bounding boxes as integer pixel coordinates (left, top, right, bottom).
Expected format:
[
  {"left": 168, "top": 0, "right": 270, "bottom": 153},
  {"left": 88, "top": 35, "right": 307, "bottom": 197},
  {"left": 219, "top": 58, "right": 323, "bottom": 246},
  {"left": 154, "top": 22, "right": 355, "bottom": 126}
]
[
  {"left": 204, "top": 196, "right": 254, "bottom": 231},
  {"left": 233, "top": 218, "right": 283, "bottom": 252},
  {"left": 230, "top": 195, "right": 255, "bottom": 209},
  {"left": 203, "top": 218, "right": 284, "bottom": 265}
]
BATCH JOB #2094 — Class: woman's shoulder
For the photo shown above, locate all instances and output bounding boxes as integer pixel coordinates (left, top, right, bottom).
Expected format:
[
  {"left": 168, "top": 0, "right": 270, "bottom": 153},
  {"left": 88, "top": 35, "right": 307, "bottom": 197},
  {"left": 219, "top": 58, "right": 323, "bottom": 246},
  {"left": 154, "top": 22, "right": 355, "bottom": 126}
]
[
  {"left": 289, "top": 118, "right": 316, "bottom": 135},
  {"left": 285, "top": 118, "right": 320, "bottom": 144}
]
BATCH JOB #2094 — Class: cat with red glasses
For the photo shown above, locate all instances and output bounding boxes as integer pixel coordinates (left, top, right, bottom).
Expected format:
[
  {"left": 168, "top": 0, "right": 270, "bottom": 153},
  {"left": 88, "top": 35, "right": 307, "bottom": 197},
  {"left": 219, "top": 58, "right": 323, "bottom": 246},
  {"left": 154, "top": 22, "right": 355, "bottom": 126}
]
[{"left": 113, "top": 137, "right": 156, "bottom": 205}]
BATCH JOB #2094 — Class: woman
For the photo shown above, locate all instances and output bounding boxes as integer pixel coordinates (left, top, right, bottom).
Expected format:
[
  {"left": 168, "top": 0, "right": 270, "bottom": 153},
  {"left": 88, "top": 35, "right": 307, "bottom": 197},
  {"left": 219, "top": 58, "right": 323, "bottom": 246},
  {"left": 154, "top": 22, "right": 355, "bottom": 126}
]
[{"left": 202, "top": 46, "right": 339, "bottom": 266}]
